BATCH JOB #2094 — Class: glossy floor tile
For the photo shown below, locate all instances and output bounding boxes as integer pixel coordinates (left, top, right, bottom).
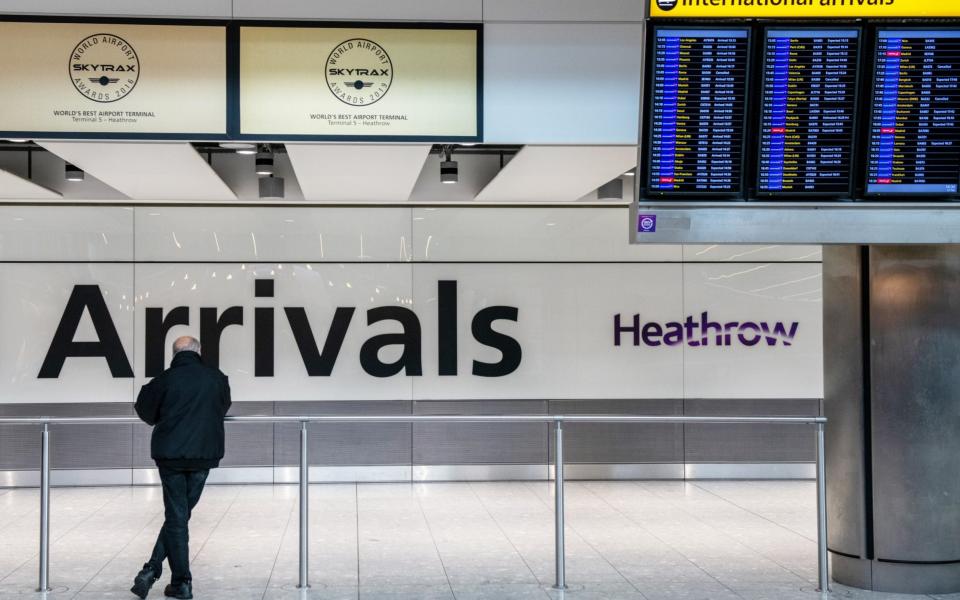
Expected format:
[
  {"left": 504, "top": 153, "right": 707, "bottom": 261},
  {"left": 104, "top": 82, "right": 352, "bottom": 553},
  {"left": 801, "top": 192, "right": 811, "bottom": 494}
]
[{"left": 0, "top": 481, "right": 950, "bottom": 599}]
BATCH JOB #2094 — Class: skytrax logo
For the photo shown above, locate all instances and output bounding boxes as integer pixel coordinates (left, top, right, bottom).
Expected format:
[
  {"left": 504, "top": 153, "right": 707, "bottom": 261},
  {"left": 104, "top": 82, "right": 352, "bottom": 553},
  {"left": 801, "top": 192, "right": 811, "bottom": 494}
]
[
  {"left": 614, "top": 312, "right": 799, "bottom": 348},
  {"left": 69, "top": 33, "right": 139, "bottom": 102},
  {"left": 325, "top": 38, "right": 393, "bottom": 106}
]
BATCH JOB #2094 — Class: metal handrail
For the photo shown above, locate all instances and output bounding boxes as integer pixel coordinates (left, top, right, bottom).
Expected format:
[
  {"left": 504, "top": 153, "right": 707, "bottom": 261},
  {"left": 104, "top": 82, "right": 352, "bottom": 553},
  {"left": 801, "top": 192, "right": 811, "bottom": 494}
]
[
  {"left": 0, "top": 414, "right": 829, "bottom": 594},
  {"left": 0, "top": 415, "right": 826, "bottom": 424}
]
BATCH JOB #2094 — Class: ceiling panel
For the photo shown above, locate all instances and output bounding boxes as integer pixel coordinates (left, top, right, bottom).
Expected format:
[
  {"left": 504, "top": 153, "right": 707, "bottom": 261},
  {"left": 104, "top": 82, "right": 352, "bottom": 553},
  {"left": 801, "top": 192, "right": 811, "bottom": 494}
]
[
  {"left": 0, "top": 168, "right": 61, "bottom": 200},
  {"left": 475, "top": 145, "right": 636, "bottom": 202},
  {"left": 38, "top": 142, "right": 236, "bottom": 201},
  {"left": 0, "top": 0, "right": 231, "bottom": 18},
  {"left": 286, "top": 144, "right": 431, "bottom": 202}
]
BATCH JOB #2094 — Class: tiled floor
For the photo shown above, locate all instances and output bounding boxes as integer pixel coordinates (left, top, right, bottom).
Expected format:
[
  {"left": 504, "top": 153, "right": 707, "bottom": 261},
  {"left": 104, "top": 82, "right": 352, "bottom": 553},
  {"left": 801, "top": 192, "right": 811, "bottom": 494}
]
[{"left": 0, "top": 481, "right": 956, "bottom": 600}]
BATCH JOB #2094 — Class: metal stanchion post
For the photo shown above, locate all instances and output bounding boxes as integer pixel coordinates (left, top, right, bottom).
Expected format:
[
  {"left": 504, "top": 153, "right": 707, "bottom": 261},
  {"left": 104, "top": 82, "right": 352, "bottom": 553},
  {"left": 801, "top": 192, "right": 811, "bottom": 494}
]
[
  {"left": 298, "top": 420, "right": 310, "bottom": 589},
  {"left": 38, "top": 422, "right": 51, "bottom": 592},
  {"left": 554, "top": 419, "right": 566, "bottom": 590},
  {"left": 816, "top": 422, "right": 829, "bottom": 593}
]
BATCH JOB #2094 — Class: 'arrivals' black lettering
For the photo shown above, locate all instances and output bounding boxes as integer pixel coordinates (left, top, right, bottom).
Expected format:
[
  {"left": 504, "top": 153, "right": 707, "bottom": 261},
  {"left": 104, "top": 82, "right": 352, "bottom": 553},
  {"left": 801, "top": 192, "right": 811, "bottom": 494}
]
[
  {"left": 360, "top": 307, "right": 423, "bottom": 377},
  {"left": 471, "top": 306, "right": 522, "bottom": 377},
  {"left": 284, "top": 307, "right": 355, "bottom": 376},
  {"left": 38, "top": 285, "right": 133, "bottom": 378},
  {"left": 255, "top": 278, "right": 275, "bottom": 376},
  {"left": 254, "top": 306, "right": 274, "bottom": 377},
  {"left": 199, "top": 306, "right": 243, "bottom": 369},
  {"left": 438, "top": 280, "right": 458, "bottom": 376},
  {"left": 39, "top": 279, "right": 522, "bottom": 379}
]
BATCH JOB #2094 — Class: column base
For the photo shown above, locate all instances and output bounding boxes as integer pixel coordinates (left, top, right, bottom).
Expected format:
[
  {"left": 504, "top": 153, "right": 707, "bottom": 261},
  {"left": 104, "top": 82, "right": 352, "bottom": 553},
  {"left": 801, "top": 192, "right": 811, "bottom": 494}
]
[{"left": 832, "top": 552, "right": 960, "bottom": 594}]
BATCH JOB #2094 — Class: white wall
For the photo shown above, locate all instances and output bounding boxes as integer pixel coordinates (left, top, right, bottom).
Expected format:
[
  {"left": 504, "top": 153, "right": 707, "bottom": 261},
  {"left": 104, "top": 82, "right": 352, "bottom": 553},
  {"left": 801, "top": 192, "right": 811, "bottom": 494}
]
[
  {"left": 483, "top": 23, "right": 644, "bottom": 144},
  {"left": 0, "top": 205, "right": 823, "bottom": 404}
]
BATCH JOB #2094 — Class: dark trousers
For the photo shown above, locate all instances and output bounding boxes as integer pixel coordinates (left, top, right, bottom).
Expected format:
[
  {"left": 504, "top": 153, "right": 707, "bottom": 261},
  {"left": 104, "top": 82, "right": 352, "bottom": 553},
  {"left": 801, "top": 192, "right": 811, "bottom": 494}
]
[{"left": 147, "top": 466, "right": 209, "bottom": 585}]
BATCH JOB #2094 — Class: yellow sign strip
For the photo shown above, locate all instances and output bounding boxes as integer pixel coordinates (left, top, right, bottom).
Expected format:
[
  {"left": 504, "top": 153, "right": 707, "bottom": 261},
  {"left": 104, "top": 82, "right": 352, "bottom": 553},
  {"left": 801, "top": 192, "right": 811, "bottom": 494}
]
[{"left": 650, "top": 0, "right": 960, "bottom": 18}]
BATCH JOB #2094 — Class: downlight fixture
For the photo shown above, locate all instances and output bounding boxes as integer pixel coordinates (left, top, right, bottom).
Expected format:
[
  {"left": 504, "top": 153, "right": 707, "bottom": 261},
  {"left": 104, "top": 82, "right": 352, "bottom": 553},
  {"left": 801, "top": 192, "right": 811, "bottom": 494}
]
[
  {"left": 64, "top": 163, "right": 84, "bottom": 182},
  {"left": 440, "top": 145, "right": 458, "bottom": 184},
  {"left": 255, "top": 145, "right": 274, "bottom": 175},
  {"left": 219, "top": 142, "right": 257, "bottom": 155},
  {"left": 259, "top": 175, "right": 285, "bottom": 199}
]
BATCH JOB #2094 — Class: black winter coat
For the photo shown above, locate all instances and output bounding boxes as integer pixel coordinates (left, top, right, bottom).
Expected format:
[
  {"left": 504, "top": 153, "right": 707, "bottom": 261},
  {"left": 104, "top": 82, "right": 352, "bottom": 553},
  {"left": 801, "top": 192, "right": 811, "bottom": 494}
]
[{"left": 135, "top": 351, "right": 232, "bottom": 470}]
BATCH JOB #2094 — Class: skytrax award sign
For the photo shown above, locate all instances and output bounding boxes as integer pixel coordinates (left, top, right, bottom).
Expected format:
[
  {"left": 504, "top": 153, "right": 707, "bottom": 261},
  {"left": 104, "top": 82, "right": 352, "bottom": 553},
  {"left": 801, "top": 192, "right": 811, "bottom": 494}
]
[
  {"left": 0, "top": 21, "right": 227, "bottom": 138},
  {"left": 239, "top": 25, "right": 481, "bottom": 141}
]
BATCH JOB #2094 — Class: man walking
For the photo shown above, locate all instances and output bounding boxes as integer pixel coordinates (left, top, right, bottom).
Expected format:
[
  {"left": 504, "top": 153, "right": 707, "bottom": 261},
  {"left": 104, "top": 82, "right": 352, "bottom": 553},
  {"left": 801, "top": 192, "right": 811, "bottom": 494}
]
[{"left": 131, "top": 336, "right": 231, "bottom": 599}]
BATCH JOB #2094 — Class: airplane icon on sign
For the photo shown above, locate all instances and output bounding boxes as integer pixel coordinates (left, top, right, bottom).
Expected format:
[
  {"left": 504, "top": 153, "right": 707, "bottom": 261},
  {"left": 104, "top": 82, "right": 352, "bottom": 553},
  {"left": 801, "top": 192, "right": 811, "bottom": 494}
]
[{"left": 89, "top": 76, "right": 120, "bottom": 86}]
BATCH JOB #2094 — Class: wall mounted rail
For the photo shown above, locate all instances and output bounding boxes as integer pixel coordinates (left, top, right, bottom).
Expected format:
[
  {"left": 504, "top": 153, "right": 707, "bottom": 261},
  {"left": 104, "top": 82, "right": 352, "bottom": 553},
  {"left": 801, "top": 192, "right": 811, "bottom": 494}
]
[{"left": 0, "top": 414, "right": 829, "bottom": 595}]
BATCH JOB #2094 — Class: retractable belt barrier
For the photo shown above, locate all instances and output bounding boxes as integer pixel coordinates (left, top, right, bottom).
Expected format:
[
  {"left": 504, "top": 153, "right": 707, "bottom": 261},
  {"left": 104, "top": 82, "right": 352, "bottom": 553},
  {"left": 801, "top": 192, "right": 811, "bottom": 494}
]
[{"left": 0, "top": 414, "right": 829, "bottom": 594}]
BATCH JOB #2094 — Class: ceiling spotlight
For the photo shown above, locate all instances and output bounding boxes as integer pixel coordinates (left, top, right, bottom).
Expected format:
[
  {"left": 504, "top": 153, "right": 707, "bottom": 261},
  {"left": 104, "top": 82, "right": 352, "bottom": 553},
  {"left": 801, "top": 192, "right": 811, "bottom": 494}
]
[
  {"left": 623, "top": 169, "right": 636, "bottom": 177},
  {"left": 219, "top": 142, "right": 257, "bottom": 155},
  {"left": 255, "top": 145, "right": 274, "bottom": 176},
  {"left": 65, "top": 163, "right": 84, "bottom": 182},
  {"left": 259, "top": 175, "right": 285, "bottom": 199},
  {"left": 6, "top": 138, "right": 28, "bottom": 143},
  {"left": 440, "top": 146, "right": 458, "bottom": 184},
  {"left": 598, "top": 178, "right": 623, "bottom": 200}
]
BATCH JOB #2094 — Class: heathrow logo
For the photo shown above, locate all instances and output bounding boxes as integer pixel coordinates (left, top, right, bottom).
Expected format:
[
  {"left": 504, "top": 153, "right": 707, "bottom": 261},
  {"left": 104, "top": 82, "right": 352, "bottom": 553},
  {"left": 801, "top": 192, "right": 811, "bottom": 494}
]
[
  {"left": 656, "top": 0, "right": 678, "bottom": 11},
  {"left": 325, "top": 38, "right": 393, "bottom": 107},
  {"left": 69, "top": 33, "right": 139, "bottom": 103},
  {"left": 614, "top": 312, "right": 799, "bottom": 348}
]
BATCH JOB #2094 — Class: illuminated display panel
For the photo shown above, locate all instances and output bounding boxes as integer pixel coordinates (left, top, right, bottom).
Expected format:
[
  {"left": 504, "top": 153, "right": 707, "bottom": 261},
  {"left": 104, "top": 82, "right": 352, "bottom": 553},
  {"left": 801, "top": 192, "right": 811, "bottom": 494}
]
[
  {"left": 867, "top": 30, "right": 960, "bottom": 195},
  {"left": 648, "top": 28, "right": 750, "bottom": 196},
  {"left": 758, "top": 29, "right": 860, "bottom": 196}
]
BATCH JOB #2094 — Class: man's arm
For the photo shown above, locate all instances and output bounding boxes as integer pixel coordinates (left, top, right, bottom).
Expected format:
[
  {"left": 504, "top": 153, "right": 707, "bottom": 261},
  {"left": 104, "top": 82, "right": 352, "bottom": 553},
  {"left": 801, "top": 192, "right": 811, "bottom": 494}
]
[
  {"left": 135, "top": 378, "right": 162, "bottom": 426},
  {"left": 220, "top": 375, "right": 232, "bottom": 417}
]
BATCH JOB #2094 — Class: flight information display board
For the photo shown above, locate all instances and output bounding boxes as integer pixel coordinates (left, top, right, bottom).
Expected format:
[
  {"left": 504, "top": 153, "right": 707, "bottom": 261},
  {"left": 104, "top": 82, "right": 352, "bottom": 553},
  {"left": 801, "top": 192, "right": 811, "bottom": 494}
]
[
  {"left": 758, "top": 29, "right": 860, "bottom": 196},
  {"left": 867, "top": 30, "right": 960, "bottom": 194},
  {"left": 648, "top": 28, "right": 750, "bottom": 196}
]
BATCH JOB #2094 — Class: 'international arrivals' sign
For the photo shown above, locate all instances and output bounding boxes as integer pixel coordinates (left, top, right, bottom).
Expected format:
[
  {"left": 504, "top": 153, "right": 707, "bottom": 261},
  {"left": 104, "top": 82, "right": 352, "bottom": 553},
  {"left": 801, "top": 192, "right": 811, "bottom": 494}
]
[
  {"left": 650, "top": 0, "right": 960, "bottom": 18},
  {"left": 239, "top": 25, "right": 481, "bottom": 140},
  {"left": 0, "top": 22, "right": 227, "bottom": 137}
]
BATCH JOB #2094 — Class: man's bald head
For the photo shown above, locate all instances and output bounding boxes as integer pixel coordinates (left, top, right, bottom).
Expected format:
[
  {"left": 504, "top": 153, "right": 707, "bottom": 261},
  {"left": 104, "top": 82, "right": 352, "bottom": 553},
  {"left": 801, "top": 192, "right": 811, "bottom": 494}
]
[{"left": 172, "top": 336, "right": 201, "bottom": 356}]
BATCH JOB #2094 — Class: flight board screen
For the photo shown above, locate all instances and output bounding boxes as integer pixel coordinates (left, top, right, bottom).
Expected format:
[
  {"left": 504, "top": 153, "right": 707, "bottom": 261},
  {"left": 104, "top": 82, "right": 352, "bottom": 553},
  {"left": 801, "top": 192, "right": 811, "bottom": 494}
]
[
  {"left": 867, "top": 30, "right": 960, "bottom": 194},
  {"left": 648, "top": 28, "right": 750, "bottom": 195},
  {"left": 758, "top": 29, "right": 860, "bottom": 195}
]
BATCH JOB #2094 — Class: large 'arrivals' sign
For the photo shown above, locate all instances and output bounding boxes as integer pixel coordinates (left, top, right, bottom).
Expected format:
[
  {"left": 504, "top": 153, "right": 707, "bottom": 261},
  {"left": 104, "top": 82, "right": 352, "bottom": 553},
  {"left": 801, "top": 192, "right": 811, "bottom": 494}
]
[
  {"left": 0, "top": 258, "right": 822, "bottom": 403},
  {"left": 0, "top": 22, "right": 227, "bottom": 137},
  {"left": 239, "top": 25, "right": 481, "bottom": 140},
  {"left": 650, "top": 0, "right": 960, "bottom": 18}
]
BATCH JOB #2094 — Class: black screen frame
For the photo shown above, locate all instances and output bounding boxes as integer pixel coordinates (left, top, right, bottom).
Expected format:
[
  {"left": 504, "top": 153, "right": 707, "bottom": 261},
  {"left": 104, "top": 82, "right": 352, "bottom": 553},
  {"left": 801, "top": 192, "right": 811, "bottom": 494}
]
[
  {"left": 862, "top": 25, "right": 960, "bottom": 199},
  {"left": 0, "top": 15, "right": 231, "bottom": 141},
  {"left": 231, "top": 20, "right": 483, "bottom": 144},
  {"left": 643, "top": 24, "right": 753, "bottom": 200},
  {"left": 753, "top": 25, "right": 863, "bottom": 199}
]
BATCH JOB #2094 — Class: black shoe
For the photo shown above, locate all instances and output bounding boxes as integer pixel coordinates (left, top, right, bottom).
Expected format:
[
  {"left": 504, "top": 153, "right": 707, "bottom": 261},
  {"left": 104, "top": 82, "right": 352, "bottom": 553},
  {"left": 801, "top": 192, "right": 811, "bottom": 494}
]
[
  {"left": 130, "top": 564, "right": 160, "bottom": 599},
  {"left": 163, "top": 581, "right": 193, "bottom": 599}
]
